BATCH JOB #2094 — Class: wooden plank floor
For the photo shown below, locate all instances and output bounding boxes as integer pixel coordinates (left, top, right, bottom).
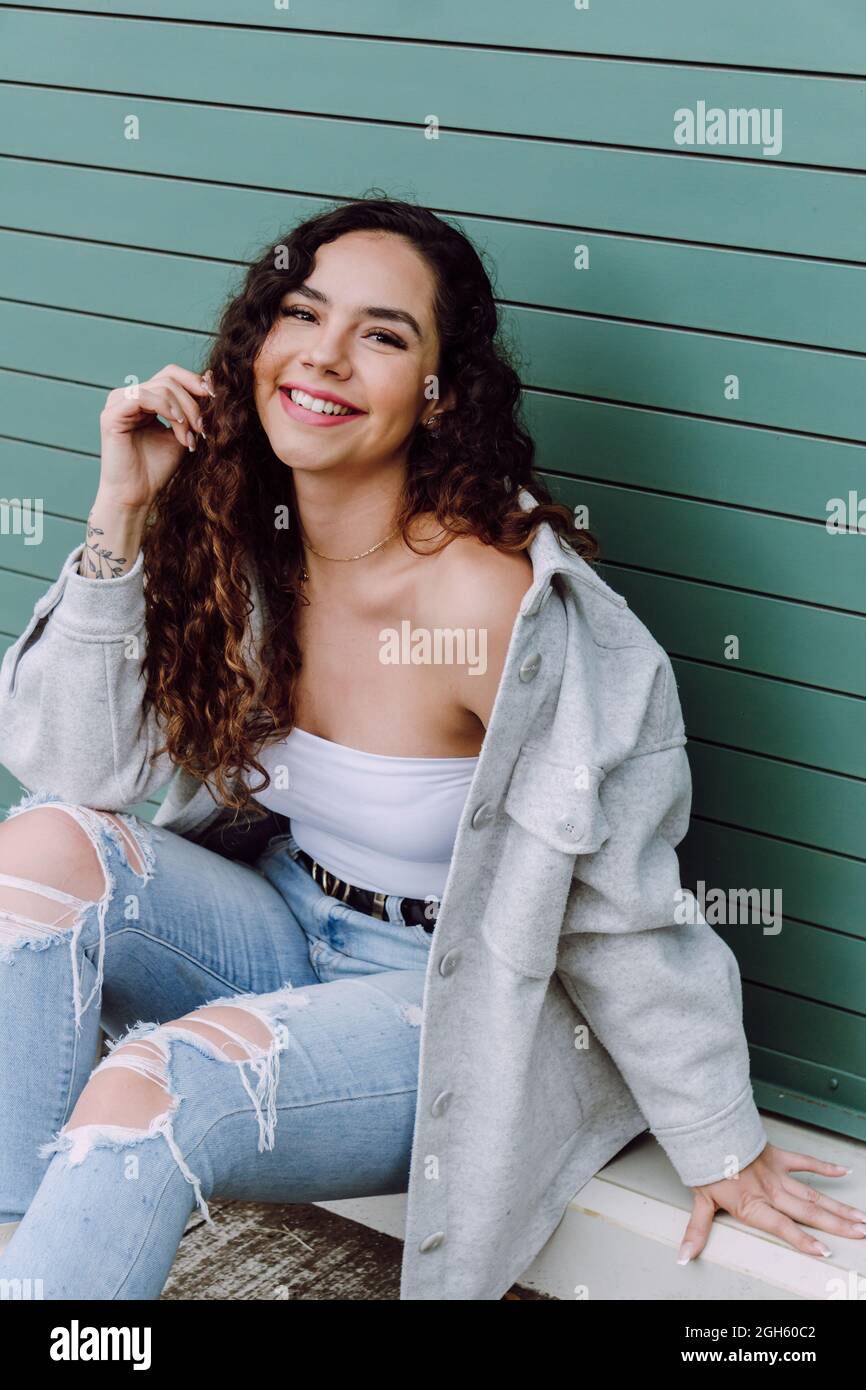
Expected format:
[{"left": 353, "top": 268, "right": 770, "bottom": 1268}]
[{"left": 161, "top": 1200, "right": 556, "bottom": 1300}]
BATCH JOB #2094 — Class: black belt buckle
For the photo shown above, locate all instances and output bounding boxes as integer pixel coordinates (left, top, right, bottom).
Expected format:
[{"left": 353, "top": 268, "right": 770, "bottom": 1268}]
[{"left": 299, "top": 849, "right": 437, "bottom": 932}]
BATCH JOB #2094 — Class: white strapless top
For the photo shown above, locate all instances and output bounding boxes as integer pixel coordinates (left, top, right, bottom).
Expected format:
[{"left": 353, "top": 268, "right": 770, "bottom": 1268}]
[{"left": 254, "top": 726, "right": 480, "bottom": 899}]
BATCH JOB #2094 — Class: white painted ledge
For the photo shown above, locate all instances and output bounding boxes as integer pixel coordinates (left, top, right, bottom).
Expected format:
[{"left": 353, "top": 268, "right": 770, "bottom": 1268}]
[{"left": 318, "top": 1111, "right": 866, "bottom": 1300}]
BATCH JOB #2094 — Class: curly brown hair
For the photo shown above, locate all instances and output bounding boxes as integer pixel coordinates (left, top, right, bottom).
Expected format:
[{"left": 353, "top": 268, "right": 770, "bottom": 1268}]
[{"left": 140, "top": 194, "right": 598, "bottom": 817}]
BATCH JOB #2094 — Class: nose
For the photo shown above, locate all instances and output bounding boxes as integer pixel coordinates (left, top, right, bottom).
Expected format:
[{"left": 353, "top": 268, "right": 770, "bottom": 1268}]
[{"left": 300, "top": 325, "right": 353, "bottom": 378}]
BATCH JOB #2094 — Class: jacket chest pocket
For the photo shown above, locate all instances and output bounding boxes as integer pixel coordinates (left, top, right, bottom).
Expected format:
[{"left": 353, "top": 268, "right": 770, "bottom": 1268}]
[
  {"left": 503, "top": 747, "right": 612, "bottom": 856},
  {"left": 480, "top": 750, "right": 613, "bottom": 979}
]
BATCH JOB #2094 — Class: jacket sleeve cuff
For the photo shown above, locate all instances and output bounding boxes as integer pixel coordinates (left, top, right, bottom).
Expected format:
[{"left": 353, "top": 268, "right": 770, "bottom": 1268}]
[
  {"left": 48, "top": 542, "right": 146, "bottom": 637},
  {"left": 651, "top": 1082, "right": 769, "bottom": 1188}
]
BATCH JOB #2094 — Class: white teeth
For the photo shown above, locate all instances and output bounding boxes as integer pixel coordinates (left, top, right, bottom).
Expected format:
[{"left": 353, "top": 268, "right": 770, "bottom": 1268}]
[{"left": 288, "top": 389, "right": 355, "bottom": 416}]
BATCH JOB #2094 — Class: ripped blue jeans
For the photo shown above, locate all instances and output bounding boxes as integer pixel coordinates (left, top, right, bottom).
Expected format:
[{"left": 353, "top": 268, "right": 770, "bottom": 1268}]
[{"left": 0, "top": 790, "right": 431, "bottom": 1299}]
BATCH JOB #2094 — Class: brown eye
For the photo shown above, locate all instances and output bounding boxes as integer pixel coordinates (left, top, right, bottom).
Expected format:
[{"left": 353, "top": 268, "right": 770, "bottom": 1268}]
[{"left": 366, "top": 329, "right": 407, "bottom": 349}]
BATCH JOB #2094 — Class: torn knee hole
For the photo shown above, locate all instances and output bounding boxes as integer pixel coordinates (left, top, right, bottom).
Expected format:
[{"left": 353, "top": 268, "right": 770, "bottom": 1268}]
[
  {"left": 41, "top": 1027, "right": 214, "bottom": 1229},
  {"left": 63, "top": 1039, "right": 170, "bottom": 1136},
  {"left": 63, "top": 1001, "right": 290, "bottom": 1149},
  {"left": 63, "top": 1007, "right": 277, "bottom": 1135},
  {"left": 0, "top": 883, "right": 89, "bottom": 935},
  {"left": 99, "top": 814, "right": 147, "bottom": 877},
  {"left": 39, "top": 1002, "right": 297, "bottom": 1233},
  {"left": 1, "top": 799, "right": 152, "bottom": 890},
  {"left": 0, "top": 807, "right": 111, "bottom": 947},
  {"left": 175, "top": 1006, "right": 275, "bottom": 1058},
  {"left": 0, "top": 799, "right": 156, "bottom": 1031}
]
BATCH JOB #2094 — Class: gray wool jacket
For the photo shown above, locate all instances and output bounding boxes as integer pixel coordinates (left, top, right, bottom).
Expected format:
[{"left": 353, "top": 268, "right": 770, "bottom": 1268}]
[{"left": 0, "top": 486, "right": 769, "bottom": 1300}]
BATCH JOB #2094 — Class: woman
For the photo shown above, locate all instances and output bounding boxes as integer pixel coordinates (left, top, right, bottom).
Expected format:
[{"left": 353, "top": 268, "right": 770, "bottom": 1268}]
[{"left": 0, "top": 198, "right": 861, "bottom": 1301}]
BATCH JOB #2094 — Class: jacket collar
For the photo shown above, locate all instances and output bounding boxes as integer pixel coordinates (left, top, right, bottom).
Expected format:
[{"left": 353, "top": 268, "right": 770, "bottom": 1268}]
[{"left": 517, "top": 485, "right": 627, "bottom": 616}]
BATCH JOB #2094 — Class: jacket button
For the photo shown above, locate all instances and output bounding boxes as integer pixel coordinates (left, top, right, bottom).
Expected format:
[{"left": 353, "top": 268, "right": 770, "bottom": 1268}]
[
  {"left": 518, "top": 652, "right": 541, "bottom": 682},
  {"left": 470, "top": 802, "right": 495, "bottom": 829},
  {"left": 557, "top": 814, "right": 581, "bottom": 838},
  {"left": 419, "top": 1231, "right": 446, "bottom": 1252},
  {"left": 431, "top": 1089, "right": 453, "bottom": 1116},
  {"left": 438, "top": 948, "right": 462, "bottom": 976}
]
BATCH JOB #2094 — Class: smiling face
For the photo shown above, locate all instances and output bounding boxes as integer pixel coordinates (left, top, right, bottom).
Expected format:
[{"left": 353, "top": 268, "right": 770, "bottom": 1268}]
[{"left": 253, "top": 230, "right": 447, "bottom": 478}]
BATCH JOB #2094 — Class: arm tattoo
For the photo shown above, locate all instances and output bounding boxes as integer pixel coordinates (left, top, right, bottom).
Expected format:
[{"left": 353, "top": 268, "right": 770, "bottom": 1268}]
[{"left": 83, "top": 511, "right": 128, "bottom": 578}]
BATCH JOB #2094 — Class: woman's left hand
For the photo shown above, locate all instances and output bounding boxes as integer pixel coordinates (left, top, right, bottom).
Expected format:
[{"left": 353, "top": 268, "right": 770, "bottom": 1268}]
[{"left": 677, "top": 1143, "right": 866, "bottom": 1263}]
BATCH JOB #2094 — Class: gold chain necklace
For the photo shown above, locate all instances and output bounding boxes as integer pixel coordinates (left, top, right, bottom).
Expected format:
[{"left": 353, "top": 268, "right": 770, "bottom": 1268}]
[{"left": 300, "top": 522, "right": 401, "bottom": 583}]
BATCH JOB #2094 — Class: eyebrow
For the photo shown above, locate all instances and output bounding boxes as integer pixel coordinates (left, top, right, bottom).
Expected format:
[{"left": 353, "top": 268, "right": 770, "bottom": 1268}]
[{"left": 291, "top": 283, "right": 424, "bottom": 342}]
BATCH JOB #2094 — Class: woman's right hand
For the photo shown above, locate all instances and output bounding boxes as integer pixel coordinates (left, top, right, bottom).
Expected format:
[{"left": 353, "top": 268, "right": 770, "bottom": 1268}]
[{"left": 98, "top": 363, "right": 215, "bottom": 511}]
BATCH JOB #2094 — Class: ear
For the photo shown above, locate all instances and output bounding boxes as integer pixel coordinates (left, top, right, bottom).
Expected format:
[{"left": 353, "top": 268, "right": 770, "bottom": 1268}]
[
  {"left": 429, "top": 385, "right": 458, "bottom": 423},
  {"left": 440, "top": 386, "right": 458, "bottom": 416}
]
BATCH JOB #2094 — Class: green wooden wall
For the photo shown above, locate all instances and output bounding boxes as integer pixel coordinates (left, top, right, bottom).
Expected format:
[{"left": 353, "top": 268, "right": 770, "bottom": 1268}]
[{"left": 1, "top": 2, "right": 864, "bottom": 1139}]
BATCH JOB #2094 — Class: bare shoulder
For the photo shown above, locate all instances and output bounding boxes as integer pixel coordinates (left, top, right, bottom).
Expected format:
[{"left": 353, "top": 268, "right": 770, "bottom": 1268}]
[
  {"left": 418, "top": 530, "right": 534, "bottom": 630},
  {"left": 414, "top": 531, "right": 534, "bottom": 730}
]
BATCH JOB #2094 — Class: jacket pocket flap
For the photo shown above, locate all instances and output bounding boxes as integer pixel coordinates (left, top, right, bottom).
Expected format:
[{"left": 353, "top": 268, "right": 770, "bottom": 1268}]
[{"left": 503, "top": 748, "right": 611, "bottom": 855}]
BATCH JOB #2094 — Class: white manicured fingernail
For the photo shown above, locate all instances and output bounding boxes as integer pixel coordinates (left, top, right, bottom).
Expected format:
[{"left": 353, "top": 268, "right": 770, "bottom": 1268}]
[
  {"left": 813, "top": 1242, "right": 832, "bottom": 1257},
  {"left": 676, "top": 1243, "right": 694, "bottom": 1265}
]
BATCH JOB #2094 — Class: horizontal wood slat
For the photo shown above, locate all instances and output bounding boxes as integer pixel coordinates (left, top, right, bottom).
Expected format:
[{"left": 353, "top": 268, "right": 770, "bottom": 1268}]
[
  {"left": 549, "top": 477, "right": 866, "bottom": 612},
  {"left": 0, "top": 373, "right": 106, "bottom": 452},
  {"left": 6, "top": 169, "right": 866, "bottom": 351},
  {"left": 680, "top": 820, "right": 866, "bottom": 940},
  {"left": 3, "top": 11, "right": 865, "bottom": 169},
  {"left": 744, "top": 983, "right": 866, "bottom": 1080},
  {"left": 527, "top": 399, "right": 865, "bottom": 519},
  {"left": 599, "top": 563, "right": 866, "bottom": 697},
  {"left": 688, "top": 742, "right": 866, "bottom": 860},
  {"left": 0, "top": 437, "right": 99, "bottom": 517},
  {"left": 673, "top": 658, "right": 866, "bottom": 780},
  {"left": 0, "top": 514, "right": 85, "bottom": 581},
  {"left": 7, "top": 0, "right": 865, "bottom": 75},
  {"left": 517, "top": 308, "right": 866, "bottom": 442},
  {"left": 1, "top": 87, "right": 864, "bottom": 258},
  {"left": 0, "top": 230, "right": 238, "bottom": 335},
  {"left": 0, "top": 300, "right": 207, "bottom": 386},
  {"left": 717, "top": 917, "right": 866, "bottom": 1016}
]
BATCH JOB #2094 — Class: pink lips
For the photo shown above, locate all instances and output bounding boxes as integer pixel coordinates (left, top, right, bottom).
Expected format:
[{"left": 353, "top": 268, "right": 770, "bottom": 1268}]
[{"left": 278, "top": 387, "right": 365, "bottom": 428}]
